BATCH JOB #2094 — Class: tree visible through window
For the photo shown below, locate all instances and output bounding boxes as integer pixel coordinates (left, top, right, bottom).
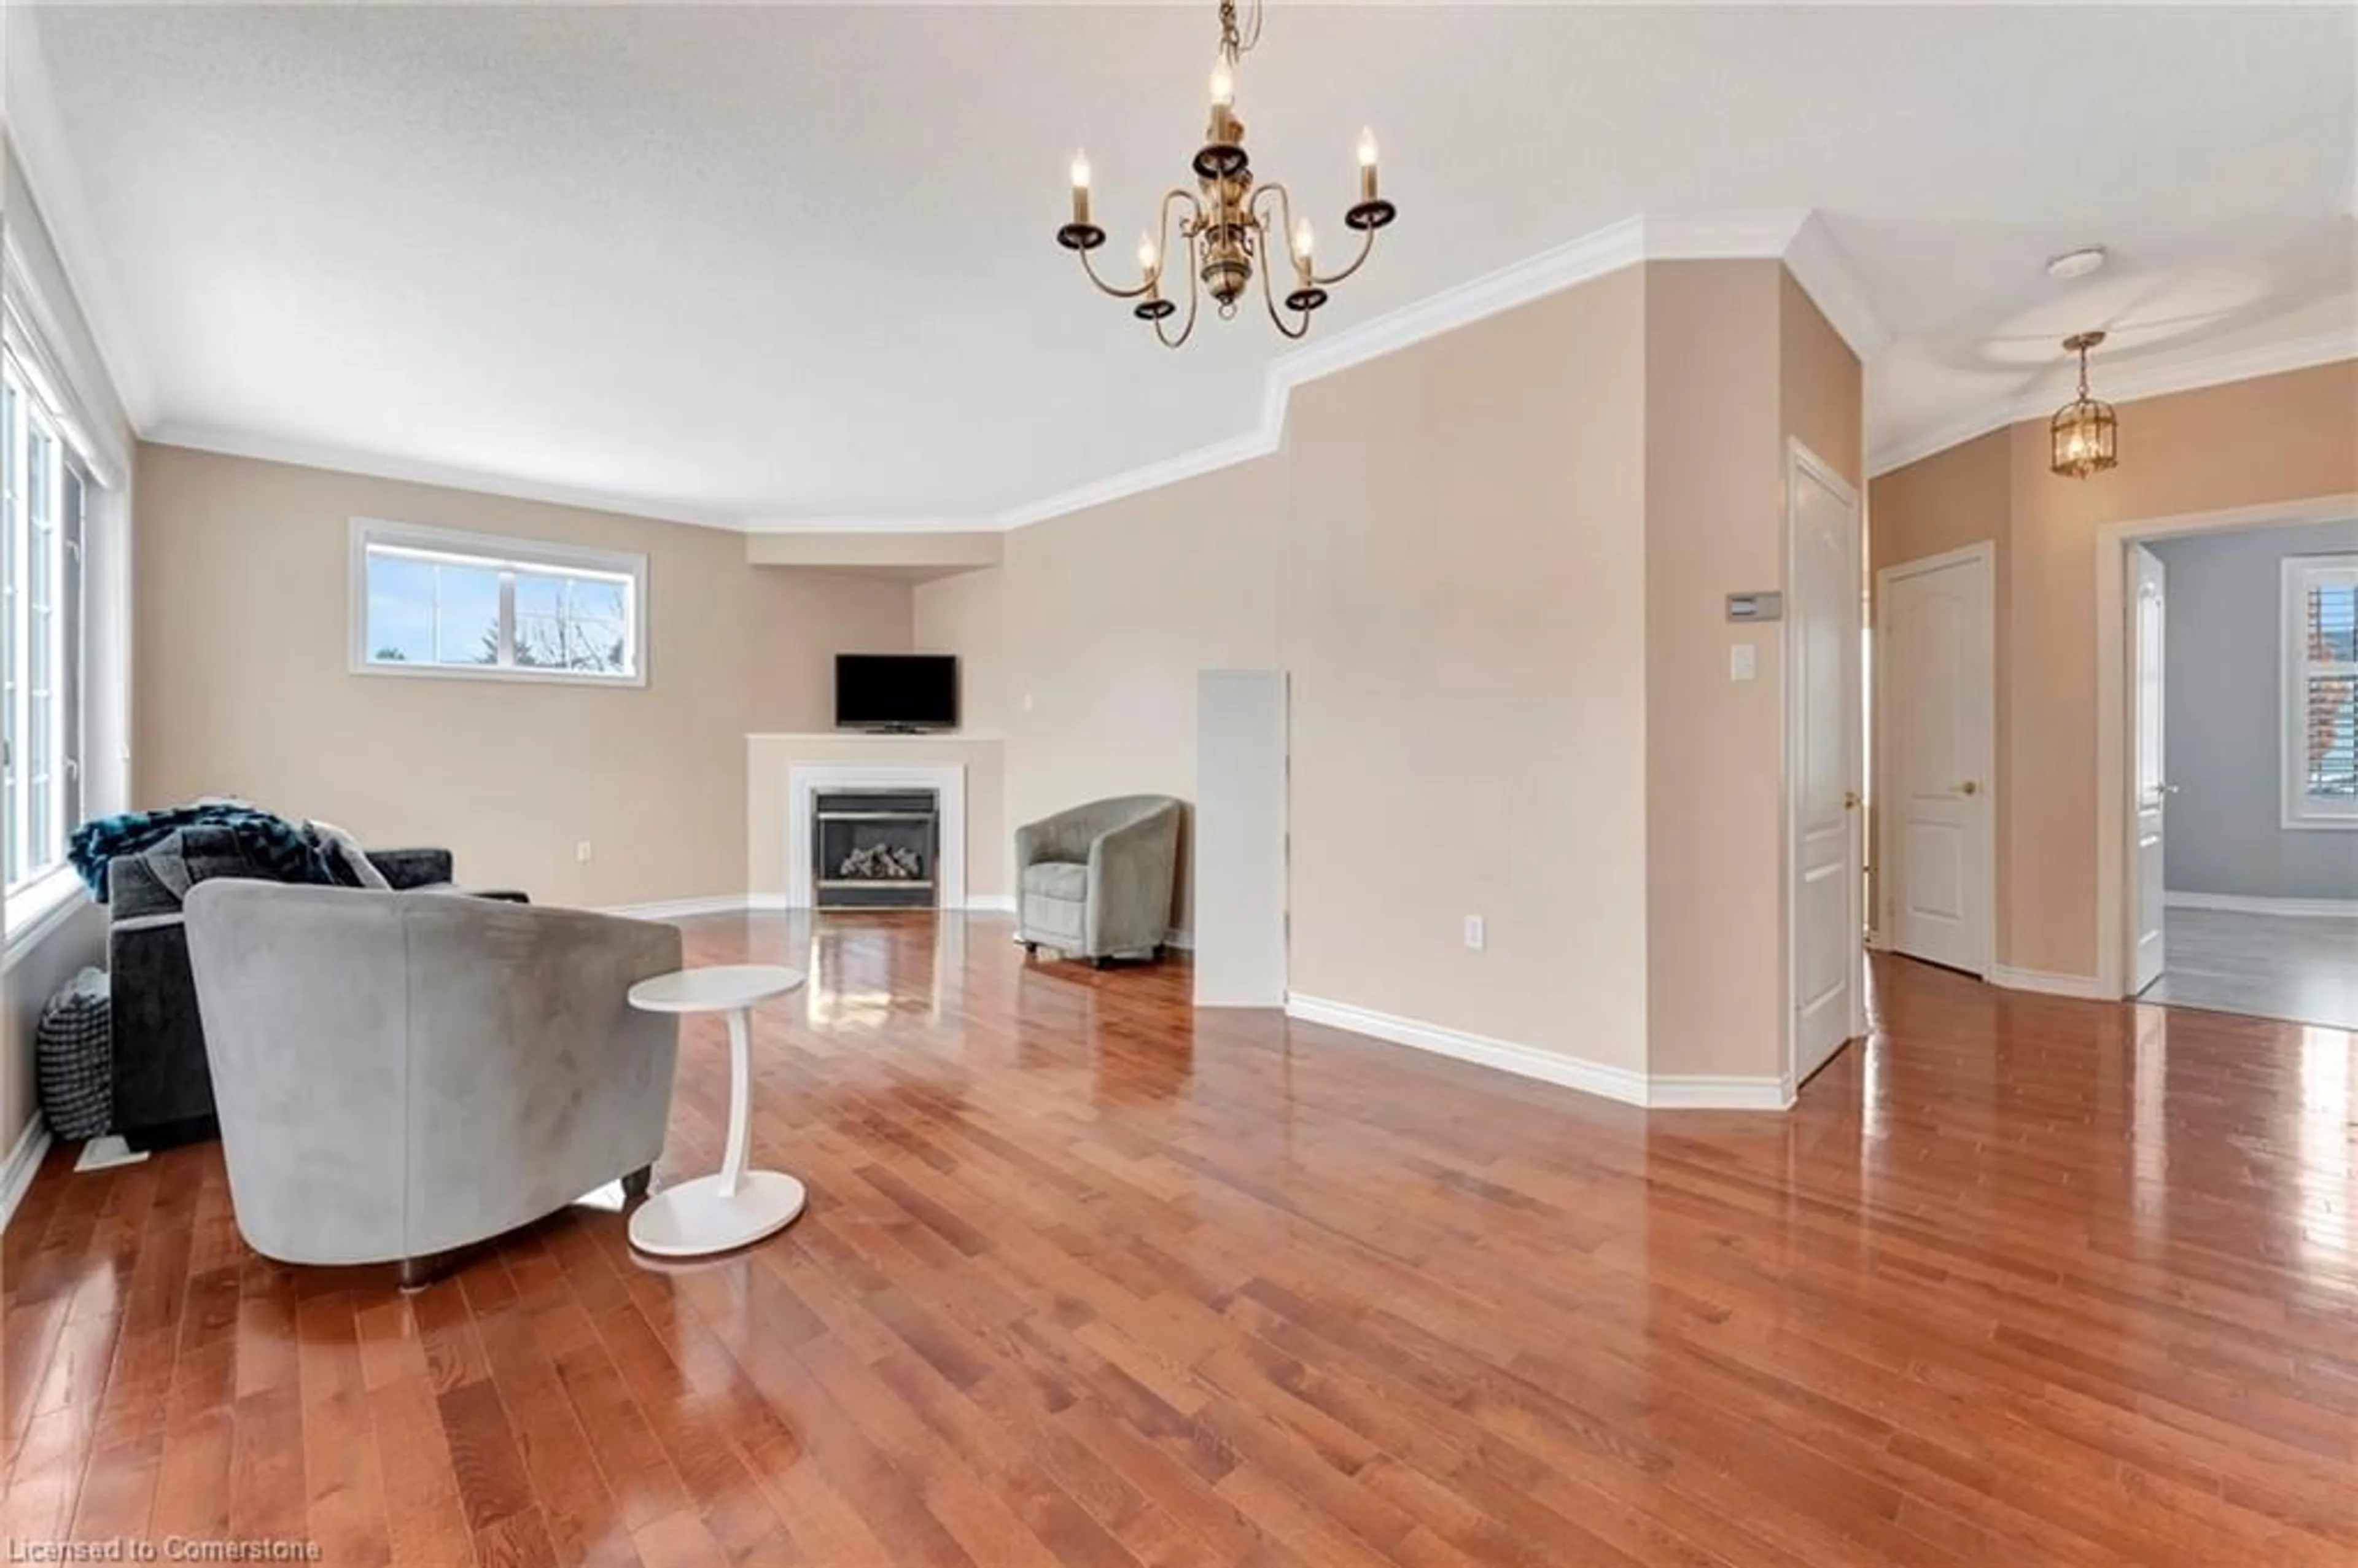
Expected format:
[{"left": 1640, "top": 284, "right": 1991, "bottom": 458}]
[
  {"left": 2285, "top": 553, "right": 2358, "bottom": 827},
  {"left": 354, "top": 521, "right": 644, "bottom": 684}
]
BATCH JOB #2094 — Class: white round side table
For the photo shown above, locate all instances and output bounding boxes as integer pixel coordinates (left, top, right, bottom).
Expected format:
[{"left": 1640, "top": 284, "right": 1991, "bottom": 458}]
[{"left": 625, "top": 963, "right": 807, "bottom": 1258}]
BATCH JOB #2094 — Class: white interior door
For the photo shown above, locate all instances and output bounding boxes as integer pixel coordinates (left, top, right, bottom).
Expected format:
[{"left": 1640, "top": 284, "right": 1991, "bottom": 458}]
[
  {"left": 1789, "top": 445, "right": 1862, "bottom": 1085},
  {"left": 1194, "top": 669, "right": 1288, "bottom": 1007},
  {"left": 1879, "top": 548, "right": 1993, "bottom": 976},
  {"left": 2130, "top": 545, "right": 2168, "bottom": 993}
]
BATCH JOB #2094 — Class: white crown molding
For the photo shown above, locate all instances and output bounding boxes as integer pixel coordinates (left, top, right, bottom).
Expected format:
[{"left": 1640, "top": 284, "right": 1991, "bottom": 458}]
[
  {"left": 1783, "top": 211, "right": 1894, "bottom": 364},
  {"left": 1868, "top": 328, "right": 2358, "bottom": 478},
  {"left": 2, "top": 11, "right": 156, "bottom": 430},
  {"left": 138, "top": 206, "right": 1889, "bottom": 540},
  {"left": 146, "top": 421, "right": 752, "bottom": 532}
]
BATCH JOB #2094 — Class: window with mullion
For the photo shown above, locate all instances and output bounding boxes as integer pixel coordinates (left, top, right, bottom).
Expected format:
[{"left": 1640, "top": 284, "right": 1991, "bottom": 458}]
[
  {"left": 358, "top": 523, "right": 642, "bottom": 684},
  {"left": 0, "top": 349, "right": 78, "bottom": 895},
  {"left": 2286, "top": 556, "right": 2358, "bottom": 826}
]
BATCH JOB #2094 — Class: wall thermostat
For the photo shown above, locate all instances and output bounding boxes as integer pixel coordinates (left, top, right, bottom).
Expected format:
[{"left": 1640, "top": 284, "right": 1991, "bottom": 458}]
[{"left": 1726, "top": 592, "right": 1783, "bottom": 622}]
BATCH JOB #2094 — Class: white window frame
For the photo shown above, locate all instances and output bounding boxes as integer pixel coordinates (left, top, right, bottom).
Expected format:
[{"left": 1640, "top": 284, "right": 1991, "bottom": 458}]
[
  {"left": 1, "top": 343, "right": 88, "bottom": 931},
  {"left": 349, "top": 518, "right": 648, "bottom": 688},
  {"left": 2282, "top": 552, "right": 2358, "bottom": 830}
]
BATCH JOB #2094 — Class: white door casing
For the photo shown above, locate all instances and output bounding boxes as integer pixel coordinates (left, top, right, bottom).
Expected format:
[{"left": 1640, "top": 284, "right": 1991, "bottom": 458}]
[
  {"left": 2130, "top": 545, "right": 2168, "bottom": 993},
  {"left": 1877, "top": 544, "right": 1994, "bottom": 977},
  {"left": 1788, "top": 440, "right": 1864, "bottom": 1087}
]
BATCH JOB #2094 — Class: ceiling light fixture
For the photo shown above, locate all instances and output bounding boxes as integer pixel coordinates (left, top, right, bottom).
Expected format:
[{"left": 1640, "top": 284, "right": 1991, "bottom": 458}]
[
  {"left": 2049, "top": 330, "right": 2118, "bottom": 479},
  {"left": 2045, "top": 246, "right": 2108, "bottom": 281},
  {"left": 1054, "top": 0, "right": 1396, "bottom": 347}
]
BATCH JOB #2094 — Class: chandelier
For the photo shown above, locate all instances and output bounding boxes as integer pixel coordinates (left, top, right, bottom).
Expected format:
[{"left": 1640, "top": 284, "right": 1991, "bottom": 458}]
[
  {"left": 1054, "top": 0, "right": 1397, "bottom": 347},
  {"left": 2049, "top": 330, "right": 2119, "bottom": 479}
]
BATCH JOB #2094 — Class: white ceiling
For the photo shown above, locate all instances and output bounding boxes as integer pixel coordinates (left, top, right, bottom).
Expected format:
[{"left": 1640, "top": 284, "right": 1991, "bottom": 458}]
[{"left": 15, "top": 3, "right": 2356, "bottom": 529}]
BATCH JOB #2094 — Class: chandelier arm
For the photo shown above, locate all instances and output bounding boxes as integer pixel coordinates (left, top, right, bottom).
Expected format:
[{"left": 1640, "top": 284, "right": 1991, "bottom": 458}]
[
  {"left": 1077, "top": 246, "right": 1154, "bottom": 301},
  {"left": 1310, "top": 223, "right": 1378, "bottom": 289},
  {"left": 1253, "top": 228, "right": 1312, "bottom": 341},
  {"left": 1248, "top": 181, "right": 1297, "bottom": 254},
  {"left": 1156, "top": 208, "right": 1204, "bottom": 349}
]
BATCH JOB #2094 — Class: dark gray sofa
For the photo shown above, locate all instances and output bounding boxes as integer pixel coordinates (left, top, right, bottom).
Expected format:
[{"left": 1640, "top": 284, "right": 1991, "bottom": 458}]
[{"left": 107, "top": 835, "right": 459, "bottom": 1149}]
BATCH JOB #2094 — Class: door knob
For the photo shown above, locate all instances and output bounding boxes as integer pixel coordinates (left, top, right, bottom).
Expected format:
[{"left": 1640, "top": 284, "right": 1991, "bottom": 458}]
[{"left": 1958, "top": 780, "right": 1980, "bottom": 796}]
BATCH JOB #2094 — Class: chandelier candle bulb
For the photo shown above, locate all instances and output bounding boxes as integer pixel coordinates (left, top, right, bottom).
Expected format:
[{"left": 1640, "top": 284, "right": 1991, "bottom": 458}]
[
  {"left": 1358, "top": 127, "right": 1379, "bottom": 200},
  {"left": 1070, "top": 151, "right": 1091, "bottom": 225},
  {"left": 1293, "top": 217, "right": 1315, "bottom": 271},
  {"left": 1138, "top": 233, "right": 1158, "bottom": 275},
  {"left": 1210, "top": 57, "right": 1234, "bottom": 107}
]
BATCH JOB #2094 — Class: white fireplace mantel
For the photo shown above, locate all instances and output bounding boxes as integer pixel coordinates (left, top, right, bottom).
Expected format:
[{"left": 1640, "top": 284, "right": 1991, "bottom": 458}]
[{"left": 787, "top": 763, "right": 967, "bottom": 910}]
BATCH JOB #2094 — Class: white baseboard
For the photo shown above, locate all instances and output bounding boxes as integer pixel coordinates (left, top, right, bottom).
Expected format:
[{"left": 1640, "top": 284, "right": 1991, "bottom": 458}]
[
  {"left": 1283, "top": 995, "right": 1789, "bottom": 1111},
  {"left": 0, "top": 1117, "right": 52, "bottom": 1232},
  {"left": 602, "top": 894, "right": 763, "bottom": 921},
  {"left": 2165, "top": 891, "right": 2358, "bottom": 919},
  {"left": 1163, "top": 926, "right": 1194, "bottom": 952},
  {"left": 1647, "top": 1074, "right": 1798, "bottom": 1111},
  {"left": 609, "top": 892, "right": 1018, "bottom": 918},
  {"left": 1286, "top": 995, "right": 1651, "bottom": 1107},
  {"left": 1989, "top": 964, "right": 2109, "bottom": 1000}
]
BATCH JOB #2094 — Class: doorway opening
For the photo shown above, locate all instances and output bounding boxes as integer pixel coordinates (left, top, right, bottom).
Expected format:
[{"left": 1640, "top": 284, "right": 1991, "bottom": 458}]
[
  {"left": 2095, "top": 494, "right": 2358, "bottom": 1027},
  {"left": 2128, "top": 520, "right": 2358, "bottom": 1028}
]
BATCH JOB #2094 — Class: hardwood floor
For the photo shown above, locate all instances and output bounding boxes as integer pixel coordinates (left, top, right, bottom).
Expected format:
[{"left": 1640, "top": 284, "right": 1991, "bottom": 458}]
[{"left": 5, "top": 913, "right": 2353, "bottom": 1567}]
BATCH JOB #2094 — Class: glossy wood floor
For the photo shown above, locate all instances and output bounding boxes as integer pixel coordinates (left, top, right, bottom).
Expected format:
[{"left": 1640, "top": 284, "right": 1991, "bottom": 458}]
[{"left": 6, "top": 914, "right": 2354, "bottom": 1567}]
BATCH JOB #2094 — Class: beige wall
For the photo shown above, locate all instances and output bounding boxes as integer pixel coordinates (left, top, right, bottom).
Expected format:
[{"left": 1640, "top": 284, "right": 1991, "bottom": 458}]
[
  {"left": 746, "top": 734, "right": 1006, "bottom": 902},
  {"left": 134, "top": 445, "right": 914, "bottom": 909},
  {"left": 1870, "top": 360, "right": 2358, "bottom": 979},
  {"left": 1641, "top": 262, "right": 1864, "bottom": 1079},
  {"left": 917, "top": 262, "right": 1858, "bottom": 1079},
  {"left": 918, "top": 459, "right": 1286, "bottom": 935},
  {"left": 1282, "top": 265, "right": 1652, "bottom": 1068}
]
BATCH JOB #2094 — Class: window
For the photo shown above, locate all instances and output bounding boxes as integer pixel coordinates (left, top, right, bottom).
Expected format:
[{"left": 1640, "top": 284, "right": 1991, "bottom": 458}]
[
  {"left": 2284, "top": 553, "right": 2358, "bottom": 828},
  {"left": 351, "top": 519, "right": 646, "bottom": 685},
  {"left": 1, "top": 348, "right": 87, "bottom": 898}
]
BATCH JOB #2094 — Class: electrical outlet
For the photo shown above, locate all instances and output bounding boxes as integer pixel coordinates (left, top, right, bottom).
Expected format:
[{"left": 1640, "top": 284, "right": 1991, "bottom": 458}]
[
  {"left": 1463, "top": 915, "right": 1485, "bottom": 951},
  {"left": 575, "top": 840, "right": 593, "bottom": 864}
]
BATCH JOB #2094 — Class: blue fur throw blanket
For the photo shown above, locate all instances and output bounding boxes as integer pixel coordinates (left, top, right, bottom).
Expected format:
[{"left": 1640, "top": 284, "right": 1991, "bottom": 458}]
[{"left": 68, "top": 802, "right": 340, "bottom": 901}]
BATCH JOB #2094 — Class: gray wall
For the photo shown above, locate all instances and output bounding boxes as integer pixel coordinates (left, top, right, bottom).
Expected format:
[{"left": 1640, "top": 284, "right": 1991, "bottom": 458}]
[{"left": 2152, "top": 519, "right": 2358, "bottom": 903}]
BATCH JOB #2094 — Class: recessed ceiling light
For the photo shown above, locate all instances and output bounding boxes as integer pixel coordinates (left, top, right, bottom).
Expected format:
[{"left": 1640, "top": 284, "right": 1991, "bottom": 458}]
[{"left": 2046, "top": 246, "right": 2108, "bottom": 280}]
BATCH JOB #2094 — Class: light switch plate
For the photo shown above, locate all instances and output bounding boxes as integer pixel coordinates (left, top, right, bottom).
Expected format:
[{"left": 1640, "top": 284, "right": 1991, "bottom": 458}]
[{"left": 1730, "top": 643, "right": 1757, "bottom": 681}]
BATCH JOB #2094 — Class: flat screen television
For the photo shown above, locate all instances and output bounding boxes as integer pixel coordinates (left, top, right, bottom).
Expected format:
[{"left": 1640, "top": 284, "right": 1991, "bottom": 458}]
[{"left": 835, "top": 654, "right": 959, "bottom": 732}]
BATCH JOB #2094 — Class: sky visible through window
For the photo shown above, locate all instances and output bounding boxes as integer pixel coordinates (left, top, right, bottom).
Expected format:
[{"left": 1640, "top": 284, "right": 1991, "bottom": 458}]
[{"left": 366, "top": 547, "right": 632, "bottom": 676}]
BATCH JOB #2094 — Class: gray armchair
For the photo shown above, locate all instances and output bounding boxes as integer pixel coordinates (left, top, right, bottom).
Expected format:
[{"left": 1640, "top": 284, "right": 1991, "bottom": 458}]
[
  {"left": 1014, "top": 795, "right": 1183, "bottom": 966},
  {"left": 182, "top": 882, "right": 682, "bottom": 1284}
]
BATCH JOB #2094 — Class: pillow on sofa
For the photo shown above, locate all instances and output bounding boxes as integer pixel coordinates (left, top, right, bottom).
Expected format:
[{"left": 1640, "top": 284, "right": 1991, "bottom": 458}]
[{"left": 308, "top": 821, "right": 392, "bottom": 890}]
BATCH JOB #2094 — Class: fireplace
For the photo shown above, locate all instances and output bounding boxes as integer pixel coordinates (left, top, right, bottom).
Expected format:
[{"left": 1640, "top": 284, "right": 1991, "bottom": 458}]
[{"left": 813, "top": 789, "right": 939, "bottom": 909}]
